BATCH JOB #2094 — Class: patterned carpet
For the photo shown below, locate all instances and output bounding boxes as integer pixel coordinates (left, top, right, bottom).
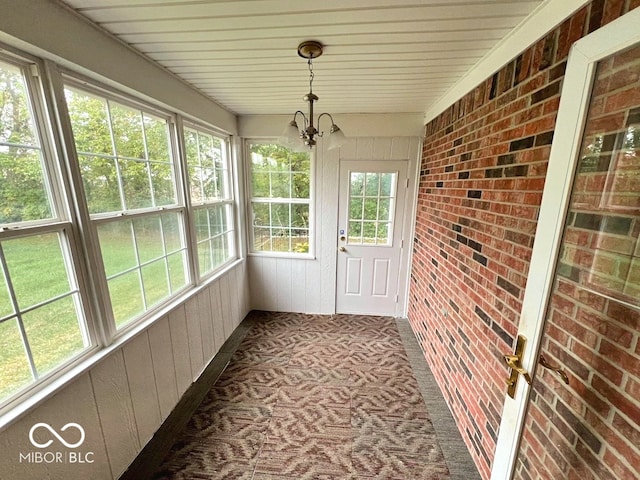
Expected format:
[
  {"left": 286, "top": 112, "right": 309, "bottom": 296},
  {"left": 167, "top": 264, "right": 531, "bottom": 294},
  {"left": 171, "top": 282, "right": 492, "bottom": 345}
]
[{"left": 152, "top": 311, "right": 450, "bottom": 479}]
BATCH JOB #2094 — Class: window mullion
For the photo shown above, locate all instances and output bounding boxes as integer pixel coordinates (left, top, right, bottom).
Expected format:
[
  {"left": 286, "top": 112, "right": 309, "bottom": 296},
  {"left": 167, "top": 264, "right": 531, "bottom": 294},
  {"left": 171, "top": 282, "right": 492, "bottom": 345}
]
[
  {"left": 174, "top": 116, "right": 198, "bottom": 284},
  {"left": 43, "top": 60, "right": 115, "bottom": 345}
]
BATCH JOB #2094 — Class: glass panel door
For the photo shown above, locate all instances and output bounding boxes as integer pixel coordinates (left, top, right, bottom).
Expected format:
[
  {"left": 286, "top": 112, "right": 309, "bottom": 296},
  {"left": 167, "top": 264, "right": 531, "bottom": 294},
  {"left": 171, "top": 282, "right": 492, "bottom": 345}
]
[{"left": 514, "top": 42, "right": 640, "bottom": 480}]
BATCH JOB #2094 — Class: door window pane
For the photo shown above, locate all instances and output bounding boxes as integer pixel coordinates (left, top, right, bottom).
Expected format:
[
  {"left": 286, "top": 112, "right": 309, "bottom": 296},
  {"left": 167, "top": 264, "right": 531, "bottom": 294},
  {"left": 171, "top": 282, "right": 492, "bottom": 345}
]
[{"left": 348, "top": 172, "right": 396, "bottom": 245}]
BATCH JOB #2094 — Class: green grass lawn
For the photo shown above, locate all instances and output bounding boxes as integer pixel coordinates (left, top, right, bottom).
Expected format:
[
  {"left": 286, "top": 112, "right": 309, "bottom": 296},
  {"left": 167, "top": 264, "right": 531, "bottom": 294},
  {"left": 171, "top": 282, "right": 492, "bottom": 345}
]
[{"left": 0, "top": 224, "right": 189, "bottom": 403}]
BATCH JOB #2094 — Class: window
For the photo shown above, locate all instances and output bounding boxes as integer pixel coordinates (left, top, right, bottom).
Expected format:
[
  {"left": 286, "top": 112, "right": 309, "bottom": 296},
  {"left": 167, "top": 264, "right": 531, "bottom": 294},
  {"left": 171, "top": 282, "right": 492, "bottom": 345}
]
[
  {"left": 347, "top": 172, "right": 397, "bottom": 245},
  {"left": 184, "top": 125, "right": 235, "bottom": 277},
  {"left": 248, "top": 143, "right": 312, "bottom": 254},
  {"left": 64, "top": 84, "right": 188, "bottom": 328},
  {"left": 0, "top": 58, "right": 92, "bottom": 404}
]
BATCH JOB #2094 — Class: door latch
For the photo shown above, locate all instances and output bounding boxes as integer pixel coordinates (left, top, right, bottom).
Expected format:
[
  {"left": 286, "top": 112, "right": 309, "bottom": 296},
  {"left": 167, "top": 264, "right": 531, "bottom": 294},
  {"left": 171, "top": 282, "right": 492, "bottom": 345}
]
[{"left": 503, "top": 334, "right": 532, "bottom": 398}]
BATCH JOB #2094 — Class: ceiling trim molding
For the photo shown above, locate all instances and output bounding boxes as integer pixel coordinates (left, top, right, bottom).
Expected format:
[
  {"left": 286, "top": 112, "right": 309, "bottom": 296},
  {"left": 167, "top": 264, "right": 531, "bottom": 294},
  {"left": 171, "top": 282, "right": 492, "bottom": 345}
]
[{"left": 423, "top": 0, "right": 591, "bottom": 124}]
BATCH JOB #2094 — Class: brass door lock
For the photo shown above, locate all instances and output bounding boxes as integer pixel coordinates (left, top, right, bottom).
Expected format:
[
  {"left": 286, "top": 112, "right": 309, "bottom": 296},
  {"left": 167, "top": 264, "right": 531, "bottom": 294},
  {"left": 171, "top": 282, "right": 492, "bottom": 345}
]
[{"left": 503, "top": 335, "right": 532, "bottom": 398}]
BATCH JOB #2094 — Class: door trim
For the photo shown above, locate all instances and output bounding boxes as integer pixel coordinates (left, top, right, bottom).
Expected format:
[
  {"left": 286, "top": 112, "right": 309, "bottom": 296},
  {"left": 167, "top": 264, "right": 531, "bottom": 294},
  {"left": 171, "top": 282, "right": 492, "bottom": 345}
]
[{"left": 491, "top": 8, "right": 640, "bottom": 480}]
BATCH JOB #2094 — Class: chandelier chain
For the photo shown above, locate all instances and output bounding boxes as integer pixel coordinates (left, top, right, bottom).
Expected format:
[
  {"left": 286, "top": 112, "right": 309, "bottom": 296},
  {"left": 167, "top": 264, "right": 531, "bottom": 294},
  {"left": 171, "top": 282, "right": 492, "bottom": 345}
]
[{"left": 308, "top": 57, "right": 314, "bottom": 94}]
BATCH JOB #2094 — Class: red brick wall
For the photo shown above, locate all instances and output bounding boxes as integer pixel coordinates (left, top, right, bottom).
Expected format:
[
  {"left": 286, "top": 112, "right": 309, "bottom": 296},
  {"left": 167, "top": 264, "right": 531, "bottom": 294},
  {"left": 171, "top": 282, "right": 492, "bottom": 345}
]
[{"left": 407, "top": 2, "right": 638, "bottom": 478}]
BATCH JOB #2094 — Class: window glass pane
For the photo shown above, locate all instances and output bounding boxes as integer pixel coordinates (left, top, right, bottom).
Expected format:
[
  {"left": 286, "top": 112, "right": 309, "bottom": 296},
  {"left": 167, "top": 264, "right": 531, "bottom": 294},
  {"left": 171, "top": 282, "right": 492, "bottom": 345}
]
[
  {"left": 184, "top": 129, "right": 198, "bottom": 161},
  {"left": 167, "top": 251, "right": 187, "bottom": 293},
  {"left": 349, "top": 221, "right": 362, "bottom": 242},
  {"left": 120, "top": 159, "right": 152, "bottom": 209},
  {"left": 195, "top": 205, "right": 233, "bottom": 276},
  {"left": 202, "top": 167, "right": 217, "bottom": 199},
  {"left": 378, "top": 198, "right": 391, "bottom": 222},
  {"left": 162, "top": 213, "right": 182, "bottom": 254},
  {"left": 150, "top": 161, "right": 175, "bottom": 206},
  {"left": 1, "top": 61, "right": 53, "bottom": 224},
  {"left": 365, "top": 173, "right": 380, "bottom": 196},
  {"left": 249, "top": 143, "right": 311, "bottom": 254},
  {"left": 350, "top": 197, "right": 363, "bottom": 220},
  {"left": 272, "top": 203, "right": 291, "bottom": 229},
  {"left": 134, "top": 215, "right": 163, "bottom": 264},
  {"left": 0, "top": 267, "right": 13, "bottom": 319},
  {"left": 109, "top": 271, "right": 144, "bottom": 327},
  {"left": 292, "top": 172, "right": 309, "bottom": 198},
  {"left": 198, "top": 132, "right": 214, "bottom": 168},
  {"left": 188, "top": 165, "right": 203, "bottom": 203},
  {"left": 65, "top": 88, "right": 112, "bottom": 155},
  {"left": 350, "top": 172, "right": 365, "bottom": 196},
  {"left": 378, "top": 223, "right": 390, "bottom": 243},
  {"left": 380, "top": 173, "right": 394, "bottom": 197},
  {"left": 22, "top": 295, "right": 84, "bottom": 375},
  {"left": 197, "top": 240, "right": 211, "bottom": 274},
  {"left": 363, "top": 222, "right": 377, "bottom": 243},
  {"left": 111, "top": 103, "right": 144, "bottom": 159},
  {"left": 66, "top": 86, "right": 178, "bottom": 214},
  {"left": 141, "top": 259, "right": 169, "bottom": 307},
  {"left": 97, "top": 221, "right": 137, "bottom": 278},
  {"left": 0, "top": 318, "right": 33, "bottom": 402},
  {"left": 143, "top": 114, "right": 169, "bottom": 162},
  {"left": 363, "top": 198, "right": 378, "bottom": 221},
  {"left": 99, "top": 212, "right": 186, "bottom": 327},
  {"left": 185, "top": 128, "right": 230, "bottom": 203},
  {"left": 3, "top": 234, "right": 71, "bottom": 310},
  {"left": 79, "top": 155, "right": 122, "bottom": 214},
  {"left": 253, "top": 227, "right": 271, "bottom": 251},
  {"left": 194, "top": 208, "right": 210, "bottom": 242},
  {"left": 348, "top": 171, "right": 396, "bottom": 246},
  {"left": 209, "top": 204, "right": 226, "bottom": 236},
  {"left": 271, "top": 173, "right": 291, "bottom": 198},
  {"left": 252, "top": 173, "right": 270, "bottom": 197},
  {"left": 0, "top": 150, "right": 52, "bottom": 224}
]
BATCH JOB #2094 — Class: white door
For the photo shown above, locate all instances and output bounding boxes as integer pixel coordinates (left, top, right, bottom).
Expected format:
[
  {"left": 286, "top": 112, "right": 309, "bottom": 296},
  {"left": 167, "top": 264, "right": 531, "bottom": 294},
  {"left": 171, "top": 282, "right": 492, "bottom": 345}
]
[
  {"left": 335, "top": 160, "right": 407, "bottom": 316},
  {"left": 492, "top": 9, "right": 640, "bottom": 480}
]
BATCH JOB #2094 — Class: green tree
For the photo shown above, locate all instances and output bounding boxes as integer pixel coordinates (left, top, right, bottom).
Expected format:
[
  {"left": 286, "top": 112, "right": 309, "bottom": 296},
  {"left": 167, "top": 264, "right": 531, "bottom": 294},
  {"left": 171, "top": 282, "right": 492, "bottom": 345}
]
[{"left": 0, "top": 64, "right": 51, "bottom": 223}]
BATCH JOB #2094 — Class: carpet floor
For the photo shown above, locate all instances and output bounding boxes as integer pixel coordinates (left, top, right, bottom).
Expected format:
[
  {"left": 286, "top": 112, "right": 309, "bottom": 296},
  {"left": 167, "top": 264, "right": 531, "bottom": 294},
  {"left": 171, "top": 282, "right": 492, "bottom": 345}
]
[{"left": 151, "top": 311, "right": 460, "bottom": 479}]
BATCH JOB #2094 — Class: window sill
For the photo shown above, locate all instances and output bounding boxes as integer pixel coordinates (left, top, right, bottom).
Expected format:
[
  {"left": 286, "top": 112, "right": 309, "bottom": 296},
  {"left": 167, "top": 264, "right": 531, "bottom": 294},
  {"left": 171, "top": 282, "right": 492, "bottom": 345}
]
[{"left": 247, "top": 251, "right": 316, "bottom": 260}]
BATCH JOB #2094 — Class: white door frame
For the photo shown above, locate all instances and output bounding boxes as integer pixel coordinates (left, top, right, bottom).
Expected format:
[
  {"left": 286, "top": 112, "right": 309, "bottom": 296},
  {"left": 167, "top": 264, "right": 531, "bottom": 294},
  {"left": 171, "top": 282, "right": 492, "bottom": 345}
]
[{"left": 491, "top": 8, "right": 640, "bottom": 480}]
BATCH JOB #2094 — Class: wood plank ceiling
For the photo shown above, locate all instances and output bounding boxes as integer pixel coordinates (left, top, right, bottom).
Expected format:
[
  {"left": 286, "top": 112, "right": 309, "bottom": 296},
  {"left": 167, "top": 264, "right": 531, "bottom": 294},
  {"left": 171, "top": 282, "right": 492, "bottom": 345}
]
[{"left": 58, "top": 0, "right": 544, "bottom": 116}]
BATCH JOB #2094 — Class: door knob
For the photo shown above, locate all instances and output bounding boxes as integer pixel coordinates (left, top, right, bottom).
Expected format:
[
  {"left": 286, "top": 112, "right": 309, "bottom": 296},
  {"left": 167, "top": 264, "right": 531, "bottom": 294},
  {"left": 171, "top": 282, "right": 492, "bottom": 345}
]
[
  {"left": 539, "top": 355, "right": 569, "bottom": 385},
  {"left": 502, "top": 335, "right": 531, "bottom": 398},
  {"left": 339, "top": 246, "right": 346, "bottom": 252}
]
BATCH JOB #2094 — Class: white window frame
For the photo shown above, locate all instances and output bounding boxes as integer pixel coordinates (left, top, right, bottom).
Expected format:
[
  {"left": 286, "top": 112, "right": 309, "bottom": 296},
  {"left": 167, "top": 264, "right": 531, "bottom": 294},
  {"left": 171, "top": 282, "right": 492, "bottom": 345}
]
[
  {"left": 245, "top": 140, "right": 315, "bottom": 259},
  {"left": 0, "top": 53, "right": 99, "bottom": 414},
  {"left": 61, "top": 76, "right": 192, "bottom": 335},
  {"left": 183, "top": 121, "right": 237, "bottom": 278}
]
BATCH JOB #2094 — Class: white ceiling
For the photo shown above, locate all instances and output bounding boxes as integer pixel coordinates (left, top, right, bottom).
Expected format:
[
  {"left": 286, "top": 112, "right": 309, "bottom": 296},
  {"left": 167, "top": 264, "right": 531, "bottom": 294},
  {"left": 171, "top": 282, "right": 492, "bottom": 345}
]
[{"left": 58, "top": 0, "right": 545, "bottom": 116}]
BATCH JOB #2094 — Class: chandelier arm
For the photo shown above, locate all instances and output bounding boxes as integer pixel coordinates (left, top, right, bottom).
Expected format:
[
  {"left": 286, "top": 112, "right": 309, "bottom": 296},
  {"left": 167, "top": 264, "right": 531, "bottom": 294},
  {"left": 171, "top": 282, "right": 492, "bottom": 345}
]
[
  {"left": 316, "top": 112, "right": 336, "bottom": 137},
  {"left": 293, "top": 110, "right": 308, "bottom": 130}
]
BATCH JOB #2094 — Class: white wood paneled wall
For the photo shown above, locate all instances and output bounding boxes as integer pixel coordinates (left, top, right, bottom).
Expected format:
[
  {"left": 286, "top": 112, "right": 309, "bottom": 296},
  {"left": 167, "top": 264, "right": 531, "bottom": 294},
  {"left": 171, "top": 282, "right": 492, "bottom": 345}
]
[
  {"left": 0, "top": 261, "right": 250, "bottom": 480},
  {"left": 248, "top": 136, "right": 421, "bottom": 315}
]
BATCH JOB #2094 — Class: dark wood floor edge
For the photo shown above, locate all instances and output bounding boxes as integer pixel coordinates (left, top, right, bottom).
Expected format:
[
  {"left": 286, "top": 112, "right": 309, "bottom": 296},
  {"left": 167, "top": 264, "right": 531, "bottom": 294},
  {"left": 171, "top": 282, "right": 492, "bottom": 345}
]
[
  {"left": 118, "top": 312, "right": 258, "bottom": 480},
  {"left": 396, "top": 318, "right": 482, "bottom": 480}
]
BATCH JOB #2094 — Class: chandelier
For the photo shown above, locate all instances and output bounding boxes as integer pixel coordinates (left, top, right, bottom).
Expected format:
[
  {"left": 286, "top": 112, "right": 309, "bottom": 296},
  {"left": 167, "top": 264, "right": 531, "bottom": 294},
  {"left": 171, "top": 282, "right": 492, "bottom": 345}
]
[{"left": 279, "top": 40, "right": 347, "bottom": 151}]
